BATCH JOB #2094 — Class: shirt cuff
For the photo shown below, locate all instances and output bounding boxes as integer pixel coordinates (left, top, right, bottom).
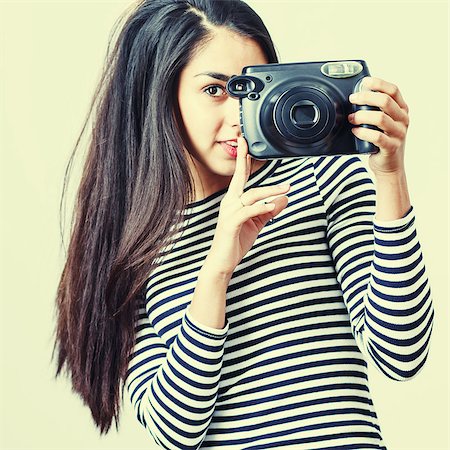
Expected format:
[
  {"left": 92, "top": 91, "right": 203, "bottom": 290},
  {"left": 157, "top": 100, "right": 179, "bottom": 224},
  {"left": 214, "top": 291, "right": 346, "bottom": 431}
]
[
  {"left": 373, "top": 205, "right": 415, "bottom": 233},
  {"left": 185, "top": 307, "right": 230, "bottom": 339}
]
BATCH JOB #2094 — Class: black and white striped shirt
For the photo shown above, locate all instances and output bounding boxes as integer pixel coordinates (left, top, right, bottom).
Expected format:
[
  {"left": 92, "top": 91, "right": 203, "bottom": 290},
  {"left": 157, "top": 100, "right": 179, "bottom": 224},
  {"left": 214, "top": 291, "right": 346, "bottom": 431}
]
[{"left": 125, "top": 155, "right": 434, "bottom": 449}]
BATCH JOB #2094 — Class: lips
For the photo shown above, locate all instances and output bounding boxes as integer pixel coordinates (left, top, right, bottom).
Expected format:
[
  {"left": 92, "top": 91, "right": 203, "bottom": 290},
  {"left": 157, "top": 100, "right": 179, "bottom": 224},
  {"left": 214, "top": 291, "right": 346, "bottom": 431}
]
[
  {"left": 219, "top": 141, "right": 238, "bottom": 158},
  {"left": 220, "top": 139, "right": 238, "bottom": 147}
]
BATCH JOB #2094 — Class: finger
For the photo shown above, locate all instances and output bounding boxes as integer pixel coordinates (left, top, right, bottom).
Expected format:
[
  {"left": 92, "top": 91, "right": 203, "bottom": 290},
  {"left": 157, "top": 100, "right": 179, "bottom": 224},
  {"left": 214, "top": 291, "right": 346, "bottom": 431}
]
[
  {"left": 348, "top": 110, "right": 407, "bottom": 139},
  {"left": 349, "top": 90, "right": 408, "bottom": 123},
  {"left": 239, "top": 195, "right": 289, "bottom": 224},
  {"left": 227, "top": 137, "right": 249, "bottom": 196},
  {"left": 241, "top": 183, "right": 291, "bottom": 206},
  {"left": 361, "top": 77, "right": 409, "bottom": 112},
  {"left": 351, "top": 127, "right": 402, "bottom": 153}
]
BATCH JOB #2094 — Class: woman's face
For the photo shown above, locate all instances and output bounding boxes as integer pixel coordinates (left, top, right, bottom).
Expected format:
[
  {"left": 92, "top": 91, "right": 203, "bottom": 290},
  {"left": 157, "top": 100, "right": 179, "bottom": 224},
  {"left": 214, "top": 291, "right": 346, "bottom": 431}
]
[{"left": 177, "top": 27, "right": 268, "bottom": 200}]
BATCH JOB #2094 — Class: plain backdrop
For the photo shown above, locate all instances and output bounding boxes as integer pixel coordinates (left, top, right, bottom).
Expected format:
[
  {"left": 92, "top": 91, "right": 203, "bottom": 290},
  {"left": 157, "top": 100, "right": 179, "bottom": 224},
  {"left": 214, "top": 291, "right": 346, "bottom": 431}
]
[{"left": 0, "top": 1, "right": 448, "bottom": 449}]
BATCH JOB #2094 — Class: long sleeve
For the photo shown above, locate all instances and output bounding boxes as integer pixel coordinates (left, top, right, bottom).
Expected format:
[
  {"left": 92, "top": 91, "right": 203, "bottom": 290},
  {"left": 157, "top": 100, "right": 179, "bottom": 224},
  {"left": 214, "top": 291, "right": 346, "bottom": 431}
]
[
  {"left": 124, "top": 296, "right": 230, "bottom": 449},
  {"left": 312, "top": 155, "right": 434, "bottom": 381}
]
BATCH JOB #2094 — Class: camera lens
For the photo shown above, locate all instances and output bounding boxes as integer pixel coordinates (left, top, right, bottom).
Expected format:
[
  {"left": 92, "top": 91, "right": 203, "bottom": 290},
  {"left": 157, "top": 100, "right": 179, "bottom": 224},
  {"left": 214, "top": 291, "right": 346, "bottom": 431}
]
[
  {"left": 291, "top": 101, "right": 320, "bottom": 129},
  {"left": 266, "top": 86, "right": 335, "bottom": 147}
]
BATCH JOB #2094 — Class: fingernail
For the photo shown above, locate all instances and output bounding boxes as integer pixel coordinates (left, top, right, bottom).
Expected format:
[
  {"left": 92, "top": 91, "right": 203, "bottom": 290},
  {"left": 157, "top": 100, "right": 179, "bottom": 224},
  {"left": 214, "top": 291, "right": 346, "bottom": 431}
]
[{"left": 277, "top": 183, "right": 290, "bottom": 189}]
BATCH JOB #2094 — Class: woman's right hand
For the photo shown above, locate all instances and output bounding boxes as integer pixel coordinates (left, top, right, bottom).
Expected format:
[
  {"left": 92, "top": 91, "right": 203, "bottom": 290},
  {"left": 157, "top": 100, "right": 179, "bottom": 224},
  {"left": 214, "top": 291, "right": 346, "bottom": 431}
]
[{"left": 205, "top": 137, "right": 290, "bottom": 276}]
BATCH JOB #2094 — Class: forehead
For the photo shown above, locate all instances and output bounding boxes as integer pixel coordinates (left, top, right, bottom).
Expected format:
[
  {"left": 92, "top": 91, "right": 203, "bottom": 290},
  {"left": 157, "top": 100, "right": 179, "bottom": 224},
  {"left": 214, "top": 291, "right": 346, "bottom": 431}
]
[{"left": 183, "top": 28, "right": 268, "bottom": 77}]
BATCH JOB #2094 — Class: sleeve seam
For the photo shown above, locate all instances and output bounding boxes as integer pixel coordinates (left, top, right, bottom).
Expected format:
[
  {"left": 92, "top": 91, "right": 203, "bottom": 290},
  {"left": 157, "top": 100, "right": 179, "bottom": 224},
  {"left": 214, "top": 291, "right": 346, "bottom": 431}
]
[
  {"left": 373, "top": 206, "right": 415, "bottom": 233},
  {"left": 185, "top": 309, "right": 229, "bottom": 340}
]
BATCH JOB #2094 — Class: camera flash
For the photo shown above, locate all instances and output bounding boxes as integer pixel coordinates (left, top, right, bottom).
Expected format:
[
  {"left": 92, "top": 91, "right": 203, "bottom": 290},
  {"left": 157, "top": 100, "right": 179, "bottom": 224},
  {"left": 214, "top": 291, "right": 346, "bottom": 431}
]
[{"left": 321, "top": 61, "right": 363, "bottom": 79}]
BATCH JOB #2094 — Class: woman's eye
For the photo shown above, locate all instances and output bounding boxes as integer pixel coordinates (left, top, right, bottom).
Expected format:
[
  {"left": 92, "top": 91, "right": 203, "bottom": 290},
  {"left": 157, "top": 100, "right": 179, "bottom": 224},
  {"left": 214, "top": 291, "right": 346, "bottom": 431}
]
[{"left": 204, "top": 85, "right": 227, "bottom": 98}]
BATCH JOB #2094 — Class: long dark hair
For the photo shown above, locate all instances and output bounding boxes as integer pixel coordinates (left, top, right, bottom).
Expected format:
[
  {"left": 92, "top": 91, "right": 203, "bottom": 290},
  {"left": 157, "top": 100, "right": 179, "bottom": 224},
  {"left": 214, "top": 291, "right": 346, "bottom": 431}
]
[{"left": 51, "top": 0, "right": 278, "bottom": 435}]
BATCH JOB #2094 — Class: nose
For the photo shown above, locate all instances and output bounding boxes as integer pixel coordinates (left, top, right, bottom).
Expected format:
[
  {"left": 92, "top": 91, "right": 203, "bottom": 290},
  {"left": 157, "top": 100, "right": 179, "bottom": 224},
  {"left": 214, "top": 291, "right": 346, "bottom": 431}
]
[{"left": 223, "top": 96, "right": 241, "bottom": 130}]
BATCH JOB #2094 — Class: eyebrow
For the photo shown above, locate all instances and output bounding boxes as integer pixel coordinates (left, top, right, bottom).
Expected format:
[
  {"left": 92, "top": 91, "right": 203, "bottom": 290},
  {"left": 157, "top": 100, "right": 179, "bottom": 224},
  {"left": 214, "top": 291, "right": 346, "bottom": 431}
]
[{"left": 194, "top": 72, "right": 231, "bottom": 82}]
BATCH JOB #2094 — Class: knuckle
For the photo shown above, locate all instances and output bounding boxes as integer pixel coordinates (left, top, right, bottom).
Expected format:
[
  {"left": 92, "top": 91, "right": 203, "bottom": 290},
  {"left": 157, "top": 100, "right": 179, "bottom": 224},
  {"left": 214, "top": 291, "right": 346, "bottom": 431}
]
[
  {"left": 390, "top": 140, "right": 400, "bottom": 152},
  {"left": 378, "top": 112, "right": 388, "bottom": 127},
  {"left": 404, "top": 113, "right": 410, "bottom": 127},
  {"left": 375, "top": 132, "right": 385, "bottom": 145},
  {"left": 381, "top": 95, "right": 391, "bottom": 109}
]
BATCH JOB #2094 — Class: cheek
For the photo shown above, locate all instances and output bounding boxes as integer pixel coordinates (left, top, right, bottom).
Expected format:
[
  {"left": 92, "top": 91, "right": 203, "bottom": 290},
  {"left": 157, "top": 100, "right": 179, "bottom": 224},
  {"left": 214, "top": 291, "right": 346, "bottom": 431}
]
[{"left": 181, "top": 99, "right": 222, "bottom": 143}]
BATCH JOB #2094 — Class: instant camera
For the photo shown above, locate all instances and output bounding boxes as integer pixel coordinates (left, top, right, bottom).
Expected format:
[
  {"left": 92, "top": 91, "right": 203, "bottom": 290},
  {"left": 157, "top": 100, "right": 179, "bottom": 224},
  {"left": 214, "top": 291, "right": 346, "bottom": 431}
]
[{"left": 226, "top": 60, "right": 381, "bottom": 159}]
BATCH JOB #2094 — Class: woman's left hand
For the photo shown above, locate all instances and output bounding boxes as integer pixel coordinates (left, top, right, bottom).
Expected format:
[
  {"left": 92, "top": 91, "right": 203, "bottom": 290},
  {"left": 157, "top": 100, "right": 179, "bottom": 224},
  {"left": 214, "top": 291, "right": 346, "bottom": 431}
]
[{"left": 348, "top": 76, "right": 410, "bottom": 177}]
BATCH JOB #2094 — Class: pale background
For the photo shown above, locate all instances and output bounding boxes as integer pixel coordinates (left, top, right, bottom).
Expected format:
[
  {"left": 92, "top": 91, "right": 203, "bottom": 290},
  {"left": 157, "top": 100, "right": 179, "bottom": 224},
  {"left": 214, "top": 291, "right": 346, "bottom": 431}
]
[{"left": 0, "top": 0, "right": 448, "bottom": 449}]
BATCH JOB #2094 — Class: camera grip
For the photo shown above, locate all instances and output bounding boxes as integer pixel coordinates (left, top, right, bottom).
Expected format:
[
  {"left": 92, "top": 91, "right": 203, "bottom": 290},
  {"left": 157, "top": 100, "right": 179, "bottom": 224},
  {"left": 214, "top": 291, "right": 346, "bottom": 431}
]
[{"left": 354, "top": 104, "right": 382, "bottom": 132}]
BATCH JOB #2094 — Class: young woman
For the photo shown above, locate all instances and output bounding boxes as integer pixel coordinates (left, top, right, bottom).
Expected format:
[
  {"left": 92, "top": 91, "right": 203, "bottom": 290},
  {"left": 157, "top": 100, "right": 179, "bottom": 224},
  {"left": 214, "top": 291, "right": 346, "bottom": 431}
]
[{"left": 52, "top": 0, "right": 434, "bottom": 448}]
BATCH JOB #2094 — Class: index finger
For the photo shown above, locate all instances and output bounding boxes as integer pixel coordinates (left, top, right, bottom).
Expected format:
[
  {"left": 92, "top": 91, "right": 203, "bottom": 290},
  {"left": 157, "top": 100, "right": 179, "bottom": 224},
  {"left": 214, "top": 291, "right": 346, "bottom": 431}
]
[
  {"left": 361, "top": 76, "right": 409, "bottom": 112},
  {"left": 227, "top": 137, "right": 251, "bottom": 196}
]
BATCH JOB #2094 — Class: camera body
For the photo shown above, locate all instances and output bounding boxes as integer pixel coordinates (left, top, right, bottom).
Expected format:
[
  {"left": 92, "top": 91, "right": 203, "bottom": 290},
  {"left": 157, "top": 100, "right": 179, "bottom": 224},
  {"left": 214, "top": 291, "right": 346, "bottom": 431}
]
[{"left": 226, "top": 60, "right": 381, "bottom": 159}]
